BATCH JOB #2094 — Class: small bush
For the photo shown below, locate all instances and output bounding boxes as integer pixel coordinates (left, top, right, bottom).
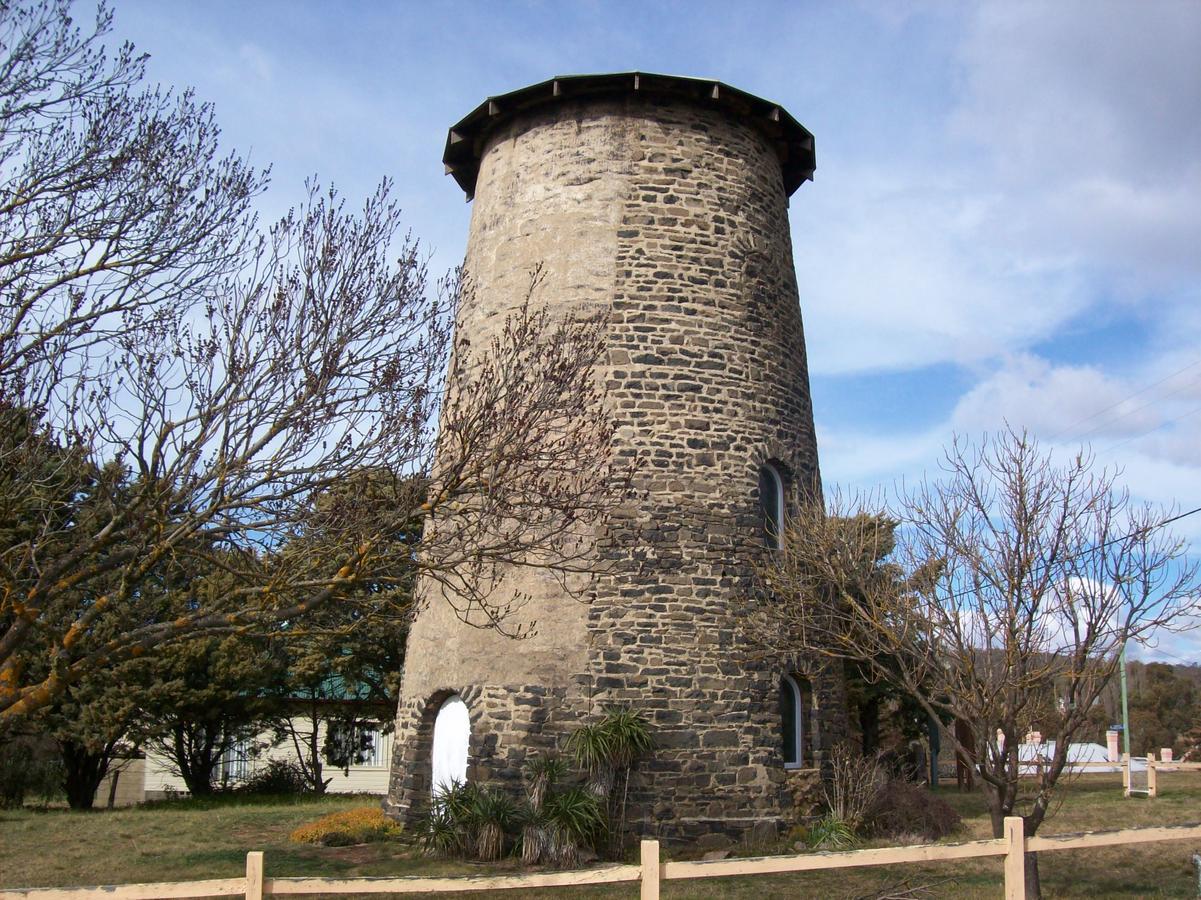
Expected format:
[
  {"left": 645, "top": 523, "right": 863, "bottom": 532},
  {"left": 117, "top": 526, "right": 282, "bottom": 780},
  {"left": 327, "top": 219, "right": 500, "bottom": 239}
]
[
  {"left": 824, "top": 745, "right": 887, "bottom": 834},
  {"left": 0, "top": 735, "right": 62, "bottom": 808},
  {"left": 240, "top": 760, "right": 310, "bottom": 796},
  {"left": 289, "top": 806, "right": 401, "bottom": 845},
  {"left": 867, "top": 780, "right": 962, "bottom": 841}
]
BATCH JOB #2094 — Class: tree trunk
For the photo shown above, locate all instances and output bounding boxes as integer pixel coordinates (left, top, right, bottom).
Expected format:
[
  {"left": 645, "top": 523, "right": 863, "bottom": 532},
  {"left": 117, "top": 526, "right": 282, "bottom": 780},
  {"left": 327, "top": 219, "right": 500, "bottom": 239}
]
[
  {"left": 171, "top": 724, "right": 218, "bottom": 795},
  {"left": 308, "top": 719, "right": 325, "bottom": 794},
  {"left": 59, "top": 739, "right": 108, "bottom": 810},
  {"left": 859, "top": 697, "right": 880, "bottom": 755},
  {"left": 982, "top": 780, "right": 1042, "bottom": 897},
  {"left": 106, "top": 768, "right": 121, "bottom": 808},
  {"left": 1024, "top": 849, "right": 1042, "bottom": 899}
]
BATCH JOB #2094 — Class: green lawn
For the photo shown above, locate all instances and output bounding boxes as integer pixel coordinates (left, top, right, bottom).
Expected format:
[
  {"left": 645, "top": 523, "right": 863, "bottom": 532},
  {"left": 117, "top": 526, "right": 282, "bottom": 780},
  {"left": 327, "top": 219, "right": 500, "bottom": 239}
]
[{"left": 2, "top": 774, "right": 1199, "bottom": 898}]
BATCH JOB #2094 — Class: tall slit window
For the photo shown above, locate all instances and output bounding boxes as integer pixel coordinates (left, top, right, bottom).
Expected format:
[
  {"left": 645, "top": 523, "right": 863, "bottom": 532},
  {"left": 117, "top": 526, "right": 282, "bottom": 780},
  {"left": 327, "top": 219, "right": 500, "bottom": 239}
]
[
  {"left": 759, "top": 462, "right": 785, "bottom": 549},
  {"left": 781, "top": 674, "right": 812, "bottom": 768}
]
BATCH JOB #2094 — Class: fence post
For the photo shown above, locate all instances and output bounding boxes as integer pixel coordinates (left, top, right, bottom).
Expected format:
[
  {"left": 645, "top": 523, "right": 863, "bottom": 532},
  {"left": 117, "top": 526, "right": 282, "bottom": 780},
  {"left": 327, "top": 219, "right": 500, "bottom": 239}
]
[
  {"left": 640, "top": 839, "right": 660, "bottom": 900},
  {"left": 245, "top": 851, "right": 264, "bottom": 900},
  {"left": 1004, "top": 816, "right": 1026, "bottom": 900},
  {"left": 1147, "top": 753, "right": 1157, "bottom": 799}
]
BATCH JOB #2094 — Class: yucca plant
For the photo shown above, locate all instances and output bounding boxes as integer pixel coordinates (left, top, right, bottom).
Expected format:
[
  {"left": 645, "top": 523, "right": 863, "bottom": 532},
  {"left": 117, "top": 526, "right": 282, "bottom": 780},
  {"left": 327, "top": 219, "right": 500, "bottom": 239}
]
[
  {"left": 468, "top": 785, "right": 516, "bottom": 861},
  {"left": 524, "top": 752, "right": 569, "bottom": 811},
  {"left": 595, "top": 708, "right": 655, "bottom": 769},
  {"left": 438, "top": 779, "right": 478, "bottom": 818},
  {"left": 415, "top": 801, "right": 462, "bottom": 857},
  {"left": 416, "top": 780, "right": 476, "bottom": 858},
  {"left": 565, "top": 722, "right": 615, "bottom": 799},
  {"left": 565, "top": 708, "right": 653, "bottom": 857},
  {"left": 544, "top": 785, "right": 606, "bottom": 867},
  {"left": 516, "top": 803, "right": 552, "bottom": 866}
]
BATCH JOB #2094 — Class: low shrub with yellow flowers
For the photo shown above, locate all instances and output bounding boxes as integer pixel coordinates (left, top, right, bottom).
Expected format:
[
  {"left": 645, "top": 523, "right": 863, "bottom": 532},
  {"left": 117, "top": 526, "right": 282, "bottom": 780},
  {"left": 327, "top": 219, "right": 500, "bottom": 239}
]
[{"left": 289, "top": 806, "right": 402, "bottom": 846}]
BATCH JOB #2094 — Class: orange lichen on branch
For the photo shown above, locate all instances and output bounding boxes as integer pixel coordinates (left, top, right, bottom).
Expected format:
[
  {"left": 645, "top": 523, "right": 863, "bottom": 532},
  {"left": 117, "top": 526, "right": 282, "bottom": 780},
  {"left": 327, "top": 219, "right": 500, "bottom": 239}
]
[
  {"left": 0, "top": 660, "right": 22, "bottom": 701},
  {"left": 61, "top": 592, "right": 115, "bottom": 649},
  {"left": 0, "top": 678, "right": 56, "bottom": 720},
  {"left": 333, "top": 541, "right": 375, "bottom": 582}
]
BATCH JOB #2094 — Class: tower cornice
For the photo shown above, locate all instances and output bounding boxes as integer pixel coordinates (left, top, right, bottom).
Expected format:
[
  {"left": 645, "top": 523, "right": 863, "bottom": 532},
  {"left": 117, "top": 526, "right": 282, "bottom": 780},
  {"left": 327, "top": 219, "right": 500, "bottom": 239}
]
[{"left": 442, "top": 72, "right": 816, "bottom": 200}]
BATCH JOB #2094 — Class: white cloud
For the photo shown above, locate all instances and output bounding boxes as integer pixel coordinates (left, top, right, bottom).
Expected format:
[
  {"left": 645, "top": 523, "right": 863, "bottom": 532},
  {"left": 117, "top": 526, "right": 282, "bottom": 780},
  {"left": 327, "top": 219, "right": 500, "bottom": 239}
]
[
  {"left": 822, "top": 349, "right": 1201, "bottom": 542},
  {"left": 949, "top": 354, "right": 1163, "bottom": 439},
  {"left": 795, "top": 1, "right": 1200, "bottom": 377},
  {"left": 950, "top": 0, "right": 1201, "bottom": 284},
  {"left": 795, "top": 169, "right": 1088, "bottom": 376},
  {"left": 234, "top": 43, "right": 273, "bottom": 84}
]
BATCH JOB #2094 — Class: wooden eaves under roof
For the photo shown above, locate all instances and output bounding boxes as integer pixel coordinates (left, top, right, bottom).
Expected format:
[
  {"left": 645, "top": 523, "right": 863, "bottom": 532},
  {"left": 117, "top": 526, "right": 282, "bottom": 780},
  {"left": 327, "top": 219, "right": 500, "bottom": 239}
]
[{"left": 442, "top": 72, "right": 816, "bottom": 200}]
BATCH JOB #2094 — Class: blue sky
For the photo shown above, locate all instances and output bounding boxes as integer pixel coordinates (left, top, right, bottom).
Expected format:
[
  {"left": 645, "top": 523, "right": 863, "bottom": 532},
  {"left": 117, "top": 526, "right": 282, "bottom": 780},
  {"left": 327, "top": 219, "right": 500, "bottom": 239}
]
[{"left": 108, "top": 1, "right": 1200, "bottom": 662}]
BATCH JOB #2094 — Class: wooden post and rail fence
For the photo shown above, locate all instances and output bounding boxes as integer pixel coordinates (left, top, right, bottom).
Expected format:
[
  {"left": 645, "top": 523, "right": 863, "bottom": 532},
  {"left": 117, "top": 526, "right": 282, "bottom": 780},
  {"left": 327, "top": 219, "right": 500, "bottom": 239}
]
[
  {"left": 1023, "top": 754, "right": 1201, "bottom": 798},
  {"left": 3, "top": 818, "right": 1201, "bottom": 900}
]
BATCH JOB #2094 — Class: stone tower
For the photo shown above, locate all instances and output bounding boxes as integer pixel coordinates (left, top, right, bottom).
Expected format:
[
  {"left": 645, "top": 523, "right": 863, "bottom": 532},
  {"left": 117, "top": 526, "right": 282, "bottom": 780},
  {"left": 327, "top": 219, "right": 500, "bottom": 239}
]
[{"left": 386, "top": 73, "right": 846, "bottom": 842}]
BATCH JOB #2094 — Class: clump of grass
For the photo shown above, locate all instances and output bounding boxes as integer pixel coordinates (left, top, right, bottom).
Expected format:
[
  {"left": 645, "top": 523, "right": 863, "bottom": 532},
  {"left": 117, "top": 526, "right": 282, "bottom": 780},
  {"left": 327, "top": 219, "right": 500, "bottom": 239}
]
[
  {"left": 805, "top": 814, "right": 857, "bottom": 850},
  {"left": 288, "top": 806, "right": 400, "bottom": 846}
]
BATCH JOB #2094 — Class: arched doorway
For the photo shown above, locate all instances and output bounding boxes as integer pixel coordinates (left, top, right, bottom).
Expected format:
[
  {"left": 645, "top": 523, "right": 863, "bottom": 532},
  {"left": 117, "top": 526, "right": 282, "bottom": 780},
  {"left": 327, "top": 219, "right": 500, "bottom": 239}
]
[{"left": 430, "top": 694, "right": 470, "bottom": 796}]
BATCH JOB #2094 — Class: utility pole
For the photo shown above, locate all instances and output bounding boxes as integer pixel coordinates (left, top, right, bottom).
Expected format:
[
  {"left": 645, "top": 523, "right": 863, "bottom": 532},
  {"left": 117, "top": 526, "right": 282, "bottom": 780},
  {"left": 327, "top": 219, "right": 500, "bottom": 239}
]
[{"left": 1120, "top": 641, "right": 1131, "bottom": 758}]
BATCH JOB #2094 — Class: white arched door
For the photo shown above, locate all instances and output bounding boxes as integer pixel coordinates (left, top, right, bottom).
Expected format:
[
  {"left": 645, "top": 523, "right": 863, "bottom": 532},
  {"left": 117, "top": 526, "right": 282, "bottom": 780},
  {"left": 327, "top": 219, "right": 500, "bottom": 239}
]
[{"left": 430, "top": 695, "right": 470, "bottom": 796}]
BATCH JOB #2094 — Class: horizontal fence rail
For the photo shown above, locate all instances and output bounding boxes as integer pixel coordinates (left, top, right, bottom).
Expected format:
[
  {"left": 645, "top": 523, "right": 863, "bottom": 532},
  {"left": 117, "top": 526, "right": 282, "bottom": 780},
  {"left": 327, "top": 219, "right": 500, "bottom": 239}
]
[
  {"left": 0, "top": 880, "right": 247, "bottom": 900},
  {"left": 3, "top": 819, "right": 1201, "bottom": 900},
  {"left": 265, "top": 866, "right": 641, "bottom": 895}
]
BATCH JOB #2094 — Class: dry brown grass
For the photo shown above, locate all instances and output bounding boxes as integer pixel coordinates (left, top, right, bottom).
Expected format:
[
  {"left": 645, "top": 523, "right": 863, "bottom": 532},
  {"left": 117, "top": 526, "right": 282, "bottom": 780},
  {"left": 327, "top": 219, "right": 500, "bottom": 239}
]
[{"left": 2, "top": 773, "right": 1199, "bottom": 898}]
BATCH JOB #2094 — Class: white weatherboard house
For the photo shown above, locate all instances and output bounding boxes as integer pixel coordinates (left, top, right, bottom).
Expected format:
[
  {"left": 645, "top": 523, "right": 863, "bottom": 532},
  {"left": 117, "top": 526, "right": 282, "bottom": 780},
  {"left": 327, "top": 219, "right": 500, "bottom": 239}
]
[{"left": 94, "top": 719, "right": 395, "bottom": 807}]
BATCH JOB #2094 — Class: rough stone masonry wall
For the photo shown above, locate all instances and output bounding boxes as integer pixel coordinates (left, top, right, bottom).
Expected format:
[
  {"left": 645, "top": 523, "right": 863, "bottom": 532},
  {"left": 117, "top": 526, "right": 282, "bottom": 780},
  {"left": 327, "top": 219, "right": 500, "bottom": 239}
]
[
  {"left": 581, "top": 96, "right": 847, "bottom": 842},
  {"left": 387, "top": 95, "right": 847, "bottom": 839},
  {"left": 386, "top": 97, "right": 629, "bottom": 825}
]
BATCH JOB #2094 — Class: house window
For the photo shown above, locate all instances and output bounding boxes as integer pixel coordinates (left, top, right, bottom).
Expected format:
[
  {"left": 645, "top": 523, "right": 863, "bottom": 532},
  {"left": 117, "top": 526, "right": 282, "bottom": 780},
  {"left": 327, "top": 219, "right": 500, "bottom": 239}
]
[
  {"left": 759, "top": 462, "right": 785, "bottom": 549},
  {"left": 359, "top": 724, "right": 387, "bottom": 768},
  {"left": 325, "top": 719, "right": 386, "bottom": 769},
  {"left": 781, "top": 674, "right": 812, "bottom": 768},
  {"left": 220, "top": 737, "right": 251, "bottom": 784}
]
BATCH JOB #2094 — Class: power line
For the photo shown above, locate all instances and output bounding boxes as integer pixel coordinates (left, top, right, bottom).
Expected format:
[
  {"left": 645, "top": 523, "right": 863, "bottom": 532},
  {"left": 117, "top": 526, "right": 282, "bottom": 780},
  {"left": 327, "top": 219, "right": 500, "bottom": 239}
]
[
  {"left": 1074, "top": 376, "right": 1201, "bottom": 445},
  {"left": 930, "top": 505, "right": 1201, "bottom": 608},
  {"left": 1045, "top": 357, "right": 1201, "bottom": 445},
  {"left": 1138, "top": 647, "right": 1198, "bottom": 667},
  {"left": 1097, "top": 403, "right": 1201, "bottom": 458}
]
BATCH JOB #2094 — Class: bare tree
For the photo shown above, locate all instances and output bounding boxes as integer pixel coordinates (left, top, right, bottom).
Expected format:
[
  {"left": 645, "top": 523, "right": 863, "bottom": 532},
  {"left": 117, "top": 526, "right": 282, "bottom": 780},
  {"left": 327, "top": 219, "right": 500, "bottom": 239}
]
[
  {"left": 0, "top": 2, "right": 622, "bottom": 722},
  {"left": 0, "top": 0, "right": 262, "bottom": 398},
  {"left": 749, "top": 429, "right": 1200, "bottom": 898}
]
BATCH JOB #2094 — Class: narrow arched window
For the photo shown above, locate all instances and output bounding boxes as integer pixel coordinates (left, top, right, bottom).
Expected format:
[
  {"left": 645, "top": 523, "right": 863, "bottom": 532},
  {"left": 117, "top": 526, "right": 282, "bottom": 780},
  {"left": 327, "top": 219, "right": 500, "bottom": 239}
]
[
  {"left": 759, "top": 462, "right": 785, "bottom": 549},
  {"left": 780, "top": 674, "right": 812, "bottom": 768}
]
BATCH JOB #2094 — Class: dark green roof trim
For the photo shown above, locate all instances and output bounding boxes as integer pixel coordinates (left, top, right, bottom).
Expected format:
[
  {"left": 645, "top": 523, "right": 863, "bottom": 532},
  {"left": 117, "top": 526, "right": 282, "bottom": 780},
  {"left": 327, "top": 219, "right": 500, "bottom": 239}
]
[{"left": 443, "top": 72, "right": 816, "bottom": 200}]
